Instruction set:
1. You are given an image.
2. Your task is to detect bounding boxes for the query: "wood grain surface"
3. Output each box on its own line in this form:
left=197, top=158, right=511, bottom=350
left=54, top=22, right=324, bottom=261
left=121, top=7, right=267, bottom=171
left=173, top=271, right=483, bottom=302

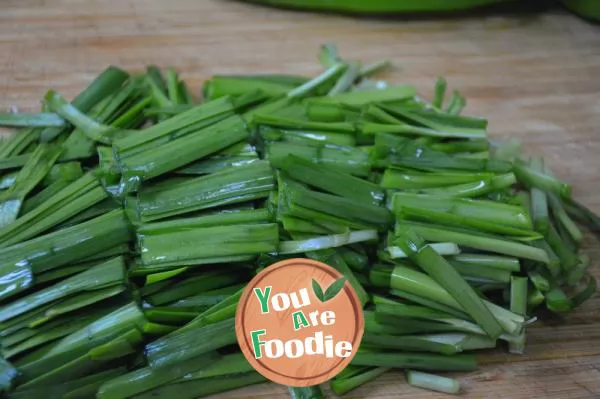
left=1, top=1, right=600, bottom=397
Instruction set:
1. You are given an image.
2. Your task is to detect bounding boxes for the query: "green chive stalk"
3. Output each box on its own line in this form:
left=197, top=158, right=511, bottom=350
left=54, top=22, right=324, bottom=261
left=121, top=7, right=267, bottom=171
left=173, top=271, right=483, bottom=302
left=394, top=229, right=503, bottom=339
left=405, top=370, right=460, bottom=394
left=135, top=160, right=274, bottom=221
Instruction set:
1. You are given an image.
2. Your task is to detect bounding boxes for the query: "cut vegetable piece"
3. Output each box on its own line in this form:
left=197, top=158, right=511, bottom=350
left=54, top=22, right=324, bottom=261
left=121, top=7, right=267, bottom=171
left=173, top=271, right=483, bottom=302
left=136, top=161, right=274, bottom=222
left=288, top=385, right=325, bottom=399
left=130, top=372, right=265, bottom=399
left=362, top=332, right=460, bottom=355
left=276, top=154, right=384, bottom=205
left=139, top=222, right=278, bottom=267
left=407, top=174, right=516, bottom=198
left=280, top=181, right=392, bottom=229
left=0, top=144, right=62, bottom=227
left=405, top=370, right=460, bottom=394
left=0, top=173, right=109, bottom=247
left=145, top=318, right=236, bottom=368
left=390, top=265, right=524, bottom=335
left=40, top=67, right=130, bottom=143
left=309, top=86, right=416, bottom=105
left=0, top=209, right=130, bottom=303
left=513, top=160, right=572, bottom=198
left=509, top=276, right=528, bottom=354
left=0, top=112, right=65, bottom=128
left=118, top=115, right=249, bottom=192
left=352, top=351, right=477, bottom=372
left=278, top=229, right=377, bottom=254
left=392, top=192, right=532, bottom=230
left=398, top=206, right=540, bottom=239
left=394, top=230, right=503, bottom=339
left=388, top=242, right=460, bottom=258
left=449, top=254, right=520, bottom=272
left=0, top=256, right=125, bottom=323
left=396, top=222, right=550, bottom=263
left=381, top=169, right=491, bottom=189
left=529, top=157, right=549, bottom=233
left=288, top=63, right=347, bottom=98
left=97, top=352, right=219, bottom=399
left=0, top=128, right=41, bottom=159
left=267, top=141, right=370, bottom=176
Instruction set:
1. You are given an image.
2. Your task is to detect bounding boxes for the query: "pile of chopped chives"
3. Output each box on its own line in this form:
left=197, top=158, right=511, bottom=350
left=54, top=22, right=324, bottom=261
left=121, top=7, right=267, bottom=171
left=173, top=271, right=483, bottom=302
left=0, top=44, right=597, bottom=398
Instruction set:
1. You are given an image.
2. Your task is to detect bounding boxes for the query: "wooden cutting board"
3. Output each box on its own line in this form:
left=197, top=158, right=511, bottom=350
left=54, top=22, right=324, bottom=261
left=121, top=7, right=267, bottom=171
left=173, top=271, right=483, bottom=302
left=1, top=1, right=600, bottom=397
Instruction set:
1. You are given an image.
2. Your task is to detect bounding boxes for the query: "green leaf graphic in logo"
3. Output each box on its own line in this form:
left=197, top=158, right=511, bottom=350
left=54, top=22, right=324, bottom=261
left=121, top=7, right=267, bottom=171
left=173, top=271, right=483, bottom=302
left=323, top=277, right=346, bottom=302
left=312, top=278, right=325, bottom=302
left=312, top=277, right=346, bottom=303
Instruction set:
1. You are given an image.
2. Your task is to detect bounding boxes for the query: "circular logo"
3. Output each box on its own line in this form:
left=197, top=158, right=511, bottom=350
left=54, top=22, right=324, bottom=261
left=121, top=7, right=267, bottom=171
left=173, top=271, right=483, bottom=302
left=235, top=258, right=364, bottom=387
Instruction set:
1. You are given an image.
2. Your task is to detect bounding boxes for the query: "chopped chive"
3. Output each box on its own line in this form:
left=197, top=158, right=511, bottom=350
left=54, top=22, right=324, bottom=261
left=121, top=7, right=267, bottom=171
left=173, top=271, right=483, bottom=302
left=397, top=206, right=540, bottom=239
left=145, top=318, right=236, bottom=368
left=396, top=222, right=550, bottom=264
left=129, top=372, right=265, bottom=399
left=0, top=209, right=131, bottom=298
left=545, top=283, right=572, bottom=313
left=362, top=122, right=484, bottom=139
left=96, top=352, right=219, bottom=399
left=359, top=60, right=392, bottom=78
left=571, top=275, right=597, bottom=308
left=0, top=144, right=62, bottom=227
left=288, top=63, right=347, bottom=98
left=527, top=270, right=550, bottom=293
left=445, top=90, right=466, bottom=115
left=545, top=221, right=578, bottom=272
left=509, top=276, right=528, bottom=354
left=450, top=262, right=512, bottom=283
left=527, top=287, right=545, bottom=309
left=449, top=254, right=521, bottom=272
left=0, top=112, right=65, bottom=128
left=564, top=198, right=600, bottom=234
left=309, top=86, right=416, bottom=106
left=513, top=159, right=572, bottom=198
left=395, top=229, right=504, bottom=339
left=362, top=332, right=460, bottom=355
left=567, top=254, right=591, bottom=286
left=0, top=128, right=41, bottom=159
left=40, top=66, right=130, bottom=143
left=288, top=386, right=325, bottom=399
left=319, top=43, right=340, bottom=67
left=405, top=370, right=460, bottom=394
left=352, top=350, right=477, bottom=372
left=390, top=265, right=524, bottom=335
left=548, top=194, right=583, bottom=245
left=331, top=366, right=390, bottom=395
left=388, top=242, right=460, bottom=258
left=432, top=77, right=447, bottom=109
left=0, top=256, right=124, bottom=323
left=138, top=222, right=278, bottom=268
left=267, top=141, right=369, bottom=177
left=406, top=174, right=516, bottom=198
left=136, top=160, right=274, bottom=221
left=381, top=169, right=491, bottom=190
left=529, top=157, right=549, bottom=233
left=276, top=154, right=385, bottom=205
left=0, top=173, right=108, bottom=247
left=114, top=96, right=234, bottom=154
left=278, top=229, right=377, bottom=254
left=329, top=62, right=360, bottom=95
left=166, top=68, right=181, bottom=105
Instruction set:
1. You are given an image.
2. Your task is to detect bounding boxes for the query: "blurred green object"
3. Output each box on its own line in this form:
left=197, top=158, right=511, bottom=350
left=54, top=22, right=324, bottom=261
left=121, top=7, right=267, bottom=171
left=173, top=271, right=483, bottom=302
left=562, top=0, right=600, bottom=21
left=239, top=0, right=517, bottom=14
left=240, top=0, right=600, bottom=22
